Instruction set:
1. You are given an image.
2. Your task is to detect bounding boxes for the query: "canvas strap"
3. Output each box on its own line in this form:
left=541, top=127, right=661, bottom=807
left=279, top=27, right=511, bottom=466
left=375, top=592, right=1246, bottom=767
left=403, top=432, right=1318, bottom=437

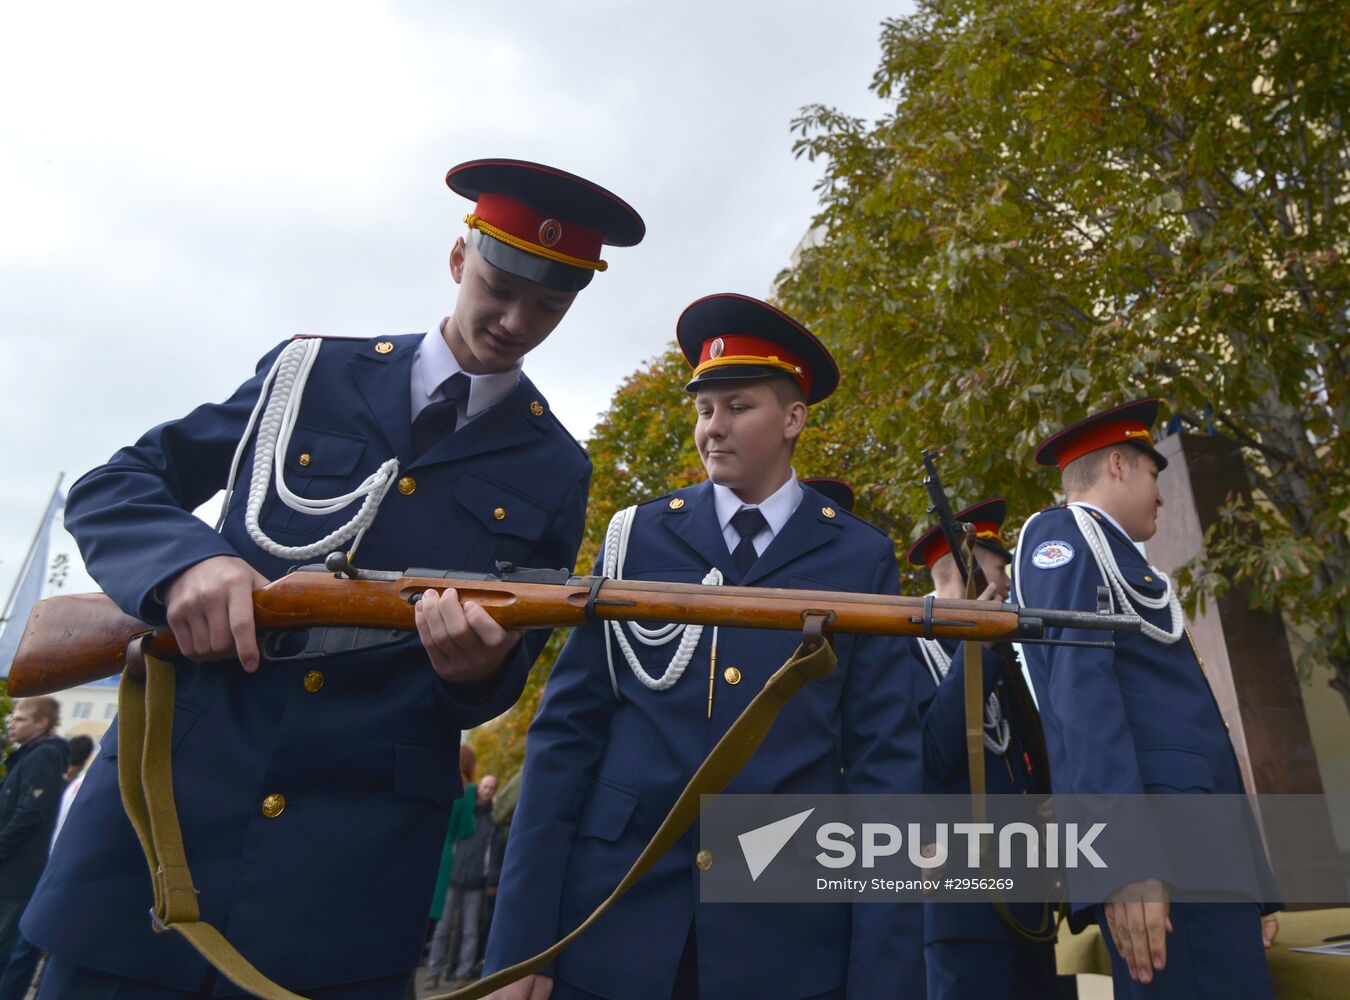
left=120, top=632, right=838, bottom=1000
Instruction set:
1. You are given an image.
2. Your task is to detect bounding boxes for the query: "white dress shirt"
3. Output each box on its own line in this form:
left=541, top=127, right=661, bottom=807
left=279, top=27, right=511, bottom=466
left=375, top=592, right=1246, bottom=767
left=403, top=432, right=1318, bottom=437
left=712, top=472, right=804, bottom=559
left=410, top=321, right=522, bottom=426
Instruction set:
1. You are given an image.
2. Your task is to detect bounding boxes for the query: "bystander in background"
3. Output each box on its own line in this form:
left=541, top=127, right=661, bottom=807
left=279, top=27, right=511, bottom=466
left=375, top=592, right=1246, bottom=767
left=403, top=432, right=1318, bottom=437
left=0, top=700, right=67, bottom=998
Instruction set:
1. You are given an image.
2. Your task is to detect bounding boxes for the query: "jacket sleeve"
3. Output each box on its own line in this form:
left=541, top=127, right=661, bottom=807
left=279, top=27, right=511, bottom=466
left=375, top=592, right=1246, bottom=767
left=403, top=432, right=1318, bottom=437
left=434, top=458, right=592, bottom=726
left=64, top=343, right=290, bottom=624
left=0, top=743, right=67, bottom=864
left=482, top=552, right=616, bottom=978
left=839, top=544, right=925, bottom=997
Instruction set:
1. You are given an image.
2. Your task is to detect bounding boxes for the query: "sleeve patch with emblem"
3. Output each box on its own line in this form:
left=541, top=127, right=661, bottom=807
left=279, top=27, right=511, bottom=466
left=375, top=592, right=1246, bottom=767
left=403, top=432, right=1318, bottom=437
left=1031, top=540, right=1075, bottom=569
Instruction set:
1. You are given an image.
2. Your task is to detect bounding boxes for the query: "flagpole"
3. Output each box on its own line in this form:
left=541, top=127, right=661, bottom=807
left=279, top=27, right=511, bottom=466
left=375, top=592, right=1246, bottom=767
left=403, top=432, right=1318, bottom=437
left=0, top=472, right=64, bottom=629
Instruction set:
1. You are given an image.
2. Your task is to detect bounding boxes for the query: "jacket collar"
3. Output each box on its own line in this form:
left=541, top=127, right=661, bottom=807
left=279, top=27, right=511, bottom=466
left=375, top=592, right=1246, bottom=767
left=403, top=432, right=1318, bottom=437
left=664, top=480, right=843, bottom=584
left=349, top=335, right=550, bottom=468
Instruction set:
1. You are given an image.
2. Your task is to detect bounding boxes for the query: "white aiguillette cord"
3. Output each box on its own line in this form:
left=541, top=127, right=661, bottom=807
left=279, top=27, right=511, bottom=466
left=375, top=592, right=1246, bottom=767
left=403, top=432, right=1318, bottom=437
left=602, top=505, right=723, bottom=700
left=217, top=338, right=400, bottom=560
left=1014, top=505, right=1183, bottom=645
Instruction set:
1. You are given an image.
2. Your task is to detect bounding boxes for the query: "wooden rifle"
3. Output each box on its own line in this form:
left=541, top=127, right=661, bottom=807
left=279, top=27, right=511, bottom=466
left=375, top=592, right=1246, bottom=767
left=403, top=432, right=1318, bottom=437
left=8, top=551, right=1139, bottom=696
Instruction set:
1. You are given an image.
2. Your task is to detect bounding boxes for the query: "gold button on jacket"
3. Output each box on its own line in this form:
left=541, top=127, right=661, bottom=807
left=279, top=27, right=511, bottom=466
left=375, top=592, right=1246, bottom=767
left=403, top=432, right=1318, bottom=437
left=297, top=453, right=311, bottom=467
left=493, top=507, right=507, bottom=521
left=695, top=849, right=713, bottom=871
left=723, top=667, right=742, bottom=685
left=261, top=793, right=286, bottom=818
left=302, top=670, right=324, bottom=693
left=397, top=476, right=416, bottom=496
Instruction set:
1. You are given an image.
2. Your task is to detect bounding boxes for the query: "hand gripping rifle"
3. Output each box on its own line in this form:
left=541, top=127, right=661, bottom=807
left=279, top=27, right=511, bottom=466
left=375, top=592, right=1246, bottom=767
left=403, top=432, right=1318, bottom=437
left=10, top=550, right=1136, bottom=696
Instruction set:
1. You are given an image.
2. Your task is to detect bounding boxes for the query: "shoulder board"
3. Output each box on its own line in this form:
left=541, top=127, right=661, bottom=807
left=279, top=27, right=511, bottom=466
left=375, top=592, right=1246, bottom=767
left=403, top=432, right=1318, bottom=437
left=637, top=484, right=703, bottom=511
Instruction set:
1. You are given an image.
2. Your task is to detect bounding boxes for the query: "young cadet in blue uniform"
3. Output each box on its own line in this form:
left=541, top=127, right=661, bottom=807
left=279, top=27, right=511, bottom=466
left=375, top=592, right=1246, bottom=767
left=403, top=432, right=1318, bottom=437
left=482, top=294, right=924, bottom=1000
left=1012, top=400, right=1280, bottom=998
left=22, top=160, right=644, bottom=999
left=905, top=500, right=1058, bottom=1000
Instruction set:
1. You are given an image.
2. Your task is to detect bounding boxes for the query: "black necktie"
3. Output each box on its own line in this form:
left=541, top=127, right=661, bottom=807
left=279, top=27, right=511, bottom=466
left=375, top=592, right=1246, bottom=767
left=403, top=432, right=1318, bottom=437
left=411, top=372, right=471, bottom=458
left=730, top=507, right=769, bottom=577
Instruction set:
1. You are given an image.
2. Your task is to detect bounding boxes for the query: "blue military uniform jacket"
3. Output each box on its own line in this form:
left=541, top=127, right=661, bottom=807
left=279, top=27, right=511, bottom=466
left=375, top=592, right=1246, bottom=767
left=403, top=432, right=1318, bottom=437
left=1012, top=505, right=1278, bottom=915
left=23, top=334, right=590, bottom=994
left=483, top=480, right=924, bottom=1000
left=911, top=637, right=1053, bottom=945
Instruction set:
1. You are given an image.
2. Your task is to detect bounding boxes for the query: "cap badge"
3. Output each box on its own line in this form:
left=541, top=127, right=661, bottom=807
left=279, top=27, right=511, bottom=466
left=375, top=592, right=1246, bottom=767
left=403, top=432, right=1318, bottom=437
left=538, top=219, right=563, bottom=247
left=1031, top=540, right=1075, bottom=569
left=710, top=337, right=725, bottom=359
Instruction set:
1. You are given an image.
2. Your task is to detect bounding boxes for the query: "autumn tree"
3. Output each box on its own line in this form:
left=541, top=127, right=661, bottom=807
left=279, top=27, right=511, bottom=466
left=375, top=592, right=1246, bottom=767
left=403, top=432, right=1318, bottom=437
left=774, top=0, right=1348, bottom=704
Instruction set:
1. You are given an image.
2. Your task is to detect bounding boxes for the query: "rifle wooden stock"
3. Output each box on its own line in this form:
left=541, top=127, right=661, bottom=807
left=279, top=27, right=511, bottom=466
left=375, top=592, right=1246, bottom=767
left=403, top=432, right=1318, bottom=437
left=9, top=568, right=1121, bottom=696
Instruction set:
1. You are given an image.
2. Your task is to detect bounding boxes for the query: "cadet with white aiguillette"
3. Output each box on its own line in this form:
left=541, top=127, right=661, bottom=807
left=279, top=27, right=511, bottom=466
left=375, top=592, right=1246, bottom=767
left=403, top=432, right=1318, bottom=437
left=24, top=159, right=643, bottom=999
left=1013, top=399, right=1280, bottom=998
left=483, top=294, right=924, bottom=1000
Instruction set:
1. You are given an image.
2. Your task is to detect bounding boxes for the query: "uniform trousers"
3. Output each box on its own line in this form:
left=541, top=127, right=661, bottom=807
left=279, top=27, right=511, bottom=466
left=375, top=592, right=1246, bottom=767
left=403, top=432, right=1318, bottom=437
left=36, top=956, right=412, bottom=999
left=547, top=928, right=845, bottom=1000
left=925, top=938, right=1060, bottom=999
left=1097, top=901, right=1273, bottom=999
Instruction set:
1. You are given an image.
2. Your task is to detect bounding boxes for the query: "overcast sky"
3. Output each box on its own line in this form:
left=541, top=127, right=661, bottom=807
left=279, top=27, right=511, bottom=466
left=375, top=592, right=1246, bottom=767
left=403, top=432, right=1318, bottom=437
left=0, top=0, right=907, bottom=599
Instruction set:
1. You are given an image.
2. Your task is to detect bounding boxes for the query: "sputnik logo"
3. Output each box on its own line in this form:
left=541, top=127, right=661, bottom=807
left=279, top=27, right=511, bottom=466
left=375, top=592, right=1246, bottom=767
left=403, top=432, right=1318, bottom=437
left=736, top=808, right=815, bottom=882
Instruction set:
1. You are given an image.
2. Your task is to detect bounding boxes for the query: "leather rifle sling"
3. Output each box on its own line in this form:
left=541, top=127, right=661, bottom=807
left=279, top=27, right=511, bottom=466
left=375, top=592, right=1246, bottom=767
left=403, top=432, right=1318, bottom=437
left=121, top=631, right=838, bottom=1000
left=959, top=536, right=1062, bottom=943
left=119, top=636, right=308, bottom=999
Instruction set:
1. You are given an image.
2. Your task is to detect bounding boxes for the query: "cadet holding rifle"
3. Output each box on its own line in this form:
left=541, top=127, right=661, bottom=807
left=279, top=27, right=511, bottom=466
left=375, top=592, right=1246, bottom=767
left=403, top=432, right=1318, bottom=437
left=20, top=160, right=645, bottom=1000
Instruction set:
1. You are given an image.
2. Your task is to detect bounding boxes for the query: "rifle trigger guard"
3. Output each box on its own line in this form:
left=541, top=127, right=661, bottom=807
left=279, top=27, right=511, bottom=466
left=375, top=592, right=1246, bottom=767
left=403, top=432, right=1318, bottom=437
left=584, top=576, right=606, bottom=624
left=800, top=610, right=834, bottom=653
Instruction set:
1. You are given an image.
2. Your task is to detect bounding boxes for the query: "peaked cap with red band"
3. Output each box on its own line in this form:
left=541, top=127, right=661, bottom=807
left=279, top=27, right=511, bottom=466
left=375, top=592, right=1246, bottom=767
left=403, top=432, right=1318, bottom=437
left=446, top=158, right=645, bottom=292
left=677, top=293, right=839, bottom=405
left=803, top=477, right=855, bottom=512
left=907, top=497, right=1011, bottom=568
left=1034, top=398, right=1169, bottom=472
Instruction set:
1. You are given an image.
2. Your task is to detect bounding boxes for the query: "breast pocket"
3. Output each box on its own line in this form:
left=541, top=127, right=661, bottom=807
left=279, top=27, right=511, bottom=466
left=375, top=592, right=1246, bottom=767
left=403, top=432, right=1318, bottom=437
left=449, top=472, right=553, bottom=569
left=260, top=426, right=372, bottom=536
left=789, top=572, right=858, bottom=685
